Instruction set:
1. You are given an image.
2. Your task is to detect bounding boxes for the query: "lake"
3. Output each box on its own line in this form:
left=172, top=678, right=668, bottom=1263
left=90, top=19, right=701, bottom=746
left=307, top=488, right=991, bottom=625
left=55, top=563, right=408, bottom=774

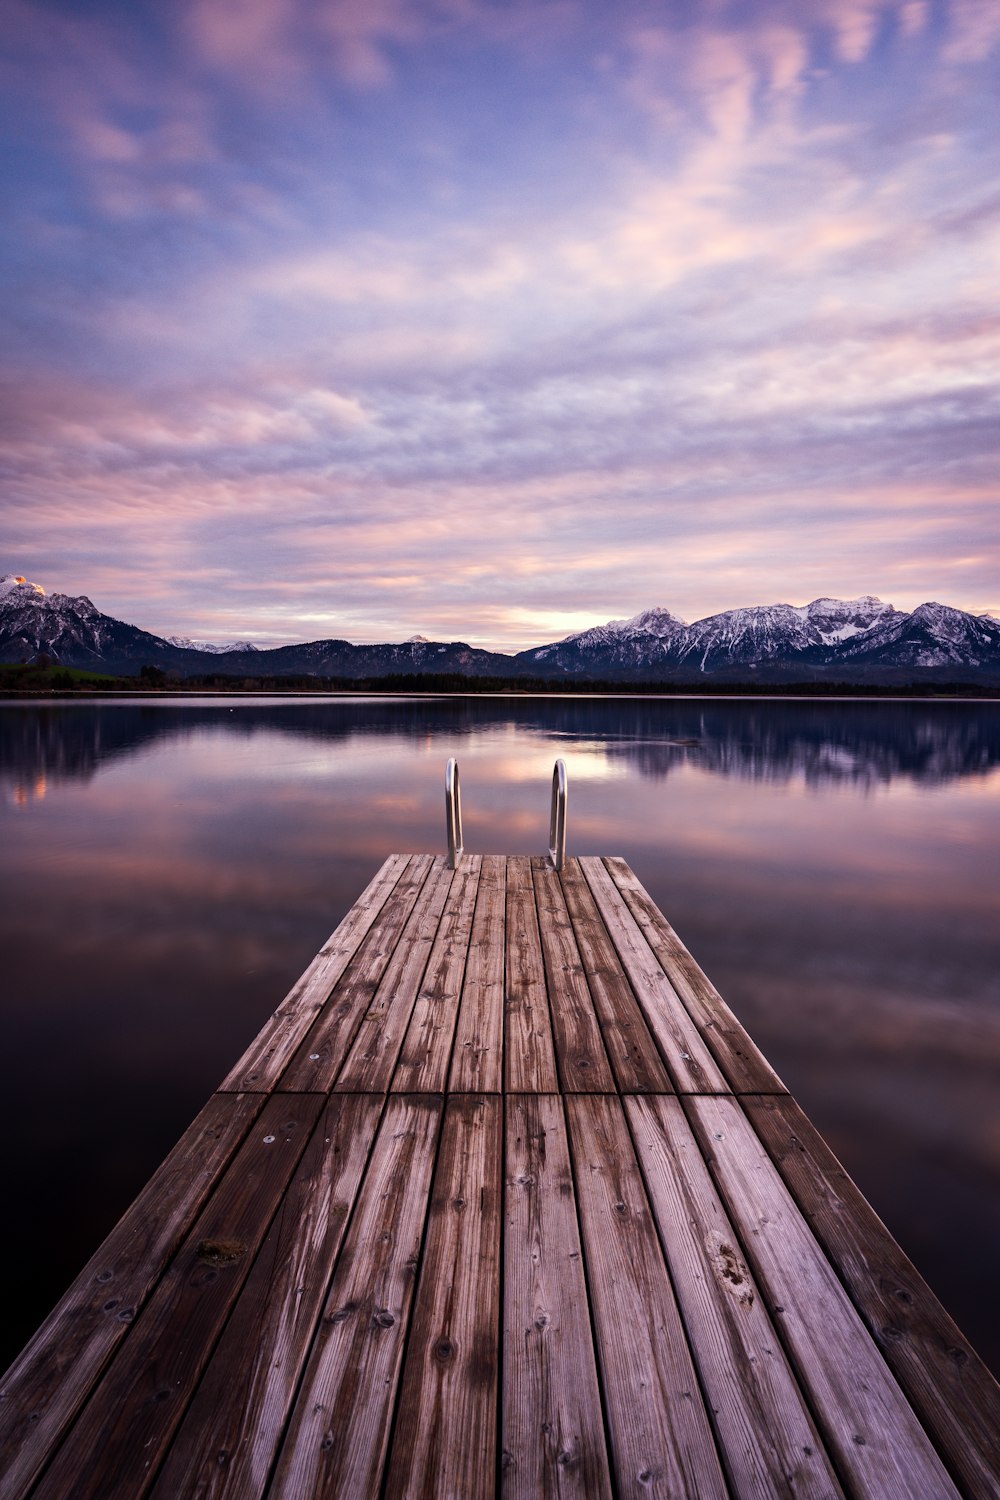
left=1, top=694, right=998, bottom=1377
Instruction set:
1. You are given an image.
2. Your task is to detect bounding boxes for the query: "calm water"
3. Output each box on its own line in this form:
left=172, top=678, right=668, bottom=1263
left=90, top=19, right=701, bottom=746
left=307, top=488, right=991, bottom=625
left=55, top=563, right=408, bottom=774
left=2, top=695, right=999, bottom=1376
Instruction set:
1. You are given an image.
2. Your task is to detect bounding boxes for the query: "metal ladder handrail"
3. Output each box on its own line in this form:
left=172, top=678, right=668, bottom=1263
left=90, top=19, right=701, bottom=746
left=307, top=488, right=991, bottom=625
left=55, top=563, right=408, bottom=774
left=445, top=757, right=463, bottom=868
left=444, top=757, right=567, bottom=869
left=549, top=758, right=568, bottom=871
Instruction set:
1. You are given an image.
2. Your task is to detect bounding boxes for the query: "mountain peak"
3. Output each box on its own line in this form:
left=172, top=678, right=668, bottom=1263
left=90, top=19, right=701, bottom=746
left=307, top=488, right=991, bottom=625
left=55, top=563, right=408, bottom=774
left=0, top=573, right=46, bottom=601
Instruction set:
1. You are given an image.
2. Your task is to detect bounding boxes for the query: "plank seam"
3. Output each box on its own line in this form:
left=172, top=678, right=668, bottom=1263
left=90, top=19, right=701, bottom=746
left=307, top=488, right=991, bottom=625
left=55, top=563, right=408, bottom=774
left=744, top=1094, right=1000, bottom=1499
left=677, top=1092, right=921, bottom=1500
left=377, top=1095, right=452, bottom=1500
left=621, top=1095, right=761, bottom=1500
left=276, top=854, right=438, bottom=1093
left=251, top=1090, right=395, bottom=1500
left=334, top=859, right=457, bottom=1093
left=30, top=1093, right=327, bottom=1500
left=558, top=1089, right=624, bottom=1500
left=2, top=1092, right=268, bottom=1500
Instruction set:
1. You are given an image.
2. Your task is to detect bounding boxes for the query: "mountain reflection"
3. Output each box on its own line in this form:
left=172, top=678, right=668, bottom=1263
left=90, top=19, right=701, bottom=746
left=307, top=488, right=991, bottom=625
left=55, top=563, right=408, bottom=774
left=3, top=697, right=998, bottom=797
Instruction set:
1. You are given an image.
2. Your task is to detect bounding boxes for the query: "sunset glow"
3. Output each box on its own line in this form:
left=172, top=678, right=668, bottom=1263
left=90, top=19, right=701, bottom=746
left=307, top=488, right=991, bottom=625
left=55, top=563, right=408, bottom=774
left=2, top=0, right=998, bottom=648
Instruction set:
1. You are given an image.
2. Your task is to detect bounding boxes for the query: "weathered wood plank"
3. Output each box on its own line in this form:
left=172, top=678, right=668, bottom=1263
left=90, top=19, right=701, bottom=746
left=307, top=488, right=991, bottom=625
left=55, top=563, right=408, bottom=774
left=277, top=854, right=434, bottom=1093
left=626, top=1095, right=843, bottom=1499
left=503, top=1093, right=612, bottom=1500
left=335, top=857, right=454, bottom=1093
left=744, top=1092, right=1000, bottom=1500
left=0, top=1092, right=265, bottom=1500
left=532, top=860, right=615, bottom=1094
left=685, top=1094, right=962, bottom=1498
left=559, top=859, right=672, bottom=1094
left=449, top=855, right=506, bottom=1093
left=505, top=855, right=559, bottom=1093
left=148, top=1093, right=383, bottom=1500
left=565, top=1093, right=727, bottom=1498
left=31, top=1093, right=326, bottom=1500
left=393, top=855, right=483, bottom=1094
left=602, top=857, right=786, bottom=1094
left=268, top=1094, right=442, bottom=1499
left=579, top=857, right=727, bottom=1094
left=385, top=1095, right=503, bottom=1499
left=219, top=854, right=409, bottom=1092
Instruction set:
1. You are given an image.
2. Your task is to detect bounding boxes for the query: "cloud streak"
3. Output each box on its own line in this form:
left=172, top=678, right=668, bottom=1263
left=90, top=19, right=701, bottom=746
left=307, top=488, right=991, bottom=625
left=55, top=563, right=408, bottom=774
left=1, top=0, right=998, bottom=646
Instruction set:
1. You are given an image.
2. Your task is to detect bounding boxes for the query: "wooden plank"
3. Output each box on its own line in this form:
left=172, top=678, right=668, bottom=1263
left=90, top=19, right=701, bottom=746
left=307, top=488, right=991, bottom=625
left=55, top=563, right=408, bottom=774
left=0, top=1092, right=265, bottom=1500
left=602, top=857, right=786, bottom=1094
left=393, top=855, right=482, bottom=1094
left=219, top=854, right=409, bottom=1092
left=449, top=855, right=506, bottom=1093
left=565, top=1094, right=727, bottom=1498
left=503, top=1094, right=612, bottom=1500
left=559, top=859, right=672, bottom=1094
left=334, top=857, right=454, bottom=1093
left=268, top=1094, right=442, bottom=1499
left=685, top=1095, right=962, bottom=1498
left=744, top=1092, right=1000, bottom=1500
left=626, top=1095, right=843, bottom=1499
left=31, top=1093, right=326, bottom=1500
left=385, top=1094, right=503, bottom=1499
left=277, top=854, right=434, bottom=1093
left=147, top=1093, right=384, bottom=1500
left=579, top=858, right=727, bottom=1094
left=532, top=860, right=615, bottom=1094
left=505, top=855, right=559, bottom=1094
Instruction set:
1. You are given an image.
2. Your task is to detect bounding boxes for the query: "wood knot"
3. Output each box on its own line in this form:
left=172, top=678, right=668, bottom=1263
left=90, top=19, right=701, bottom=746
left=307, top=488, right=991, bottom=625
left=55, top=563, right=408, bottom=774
left=372, top=1308, right=395, bottom=1329
left=704, top=1233, right=754, bottom=1306
left=433, top=1338, right=455, bottom=1363
left=197, top=1238, right=247, bottom=1267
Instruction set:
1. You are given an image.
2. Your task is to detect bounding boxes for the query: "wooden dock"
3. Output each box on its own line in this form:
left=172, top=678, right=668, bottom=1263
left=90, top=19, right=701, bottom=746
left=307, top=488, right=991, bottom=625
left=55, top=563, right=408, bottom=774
left=3, top=854, right=999, bottom=1498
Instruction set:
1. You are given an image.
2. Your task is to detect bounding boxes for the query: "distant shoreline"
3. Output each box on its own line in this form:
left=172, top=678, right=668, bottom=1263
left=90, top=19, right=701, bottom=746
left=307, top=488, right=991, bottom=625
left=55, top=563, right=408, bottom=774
left=2, top=678, right=999, bottom=703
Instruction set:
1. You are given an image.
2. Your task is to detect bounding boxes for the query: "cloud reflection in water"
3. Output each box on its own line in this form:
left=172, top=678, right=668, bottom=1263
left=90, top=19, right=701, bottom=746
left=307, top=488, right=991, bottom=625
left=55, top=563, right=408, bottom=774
left=0, top=695, right=998, bottom=1374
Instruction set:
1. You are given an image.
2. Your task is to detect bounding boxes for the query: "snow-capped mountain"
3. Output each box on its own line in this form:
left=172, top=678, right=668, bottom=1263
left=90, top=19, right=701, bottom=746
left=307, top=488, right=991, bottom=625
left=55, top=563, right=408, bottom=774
left=0, top=573, right=187, bottom=673
left=2, top=574, right=998, bottom=682
left=670, top=596, right=904, bottom=672
left=166, top=636, right=260, bottom=654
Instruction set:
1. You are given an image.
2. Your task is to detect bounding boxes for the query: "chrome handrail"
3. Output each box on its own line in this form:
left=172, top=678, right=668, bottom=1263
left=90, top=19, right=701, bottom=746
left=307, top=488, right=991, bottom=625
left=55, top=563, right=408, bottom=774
left=548, top=758, right=568, bottom=871
left=445, top=758, right=464, bottom=868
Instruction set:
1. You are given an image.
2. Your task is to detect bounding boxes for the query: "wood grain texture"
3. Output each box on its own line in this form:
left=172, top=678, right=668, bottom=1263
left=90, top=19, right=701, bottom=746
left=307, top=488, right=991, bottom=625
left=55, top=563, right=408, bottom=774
left=449, top=855, right=506, bottom=1093
left=744, top=1092, right=1000, bottom=1500
left=278, top=854, right=434, bottom=1093
left=685, top=1094, right=962, bottom=1499
left=505, top=855, right=559, bottom=1094
left=0, top=1092, right=265, bottom=1500
left=626, top=1095, right=843, bottom=1499
left=393, top=855, right=482, bottom=1094
left=147, top=1093, right=383, bottom=1500
left=8, top=855, right=992, bottom=1500
left=565, top=1093, right=728, bottom=1499
left=385, top=1094, right=503, bottom=1499
left=503, top=1094, right=612, bottom=1500
left=268, top=1094, right=442, bottom=1499
left=579, top=857, right=727, bottom=1094
left=335, top=857, right=454, bottom=1093
left=602, top=856, right=786, bottom=1094
left=532, top=860, right=615, bottom=1094
left=31, top=1093, right=326, bottom=1500
left=220, top=854, right=409, bottom=1092
left=559, top=859, right=673, bottom=1094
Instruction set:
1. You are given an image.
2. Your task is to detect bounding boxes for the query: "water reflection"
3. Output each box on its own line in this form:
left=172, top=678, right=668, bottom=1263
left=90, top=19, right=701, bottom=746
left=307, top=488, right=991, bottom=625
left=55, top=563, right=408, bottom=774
left=3, top=696, right=999, bottom=800
left=0, top=696, right=998, bottom=1378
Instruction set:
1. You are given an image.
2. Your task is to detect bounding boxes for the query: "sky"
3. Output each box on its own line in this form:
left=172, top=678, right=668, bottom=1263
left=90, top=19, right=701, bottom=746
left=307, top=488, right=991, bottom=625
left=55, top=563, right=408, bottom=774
left=2, top=0, right=999, bottom=651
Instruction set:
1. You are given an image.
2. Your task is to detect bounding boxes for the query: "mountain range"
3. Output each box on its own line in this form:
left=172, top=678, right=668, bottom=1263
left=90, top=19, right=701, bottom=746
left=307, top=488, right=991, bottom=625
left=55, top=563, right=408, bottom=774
left=2, top=573, right=999, bottom=684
